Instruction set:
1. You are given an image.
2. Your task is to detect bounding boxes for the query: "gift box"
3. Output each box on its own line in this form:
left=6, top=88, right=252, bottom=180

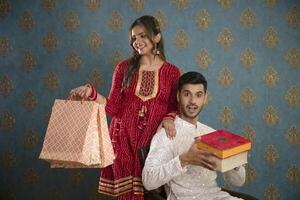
left=196, top=129, right=251, bottom=172
left=197, top=129, right=251, bottom=159
left=39, top=99, right=115, bottom=168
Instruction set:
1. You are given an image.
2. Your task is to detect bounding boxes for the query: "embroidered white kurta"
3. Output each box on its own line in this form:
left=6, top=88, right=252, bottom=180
left=142, top=116, right=245, bottom=200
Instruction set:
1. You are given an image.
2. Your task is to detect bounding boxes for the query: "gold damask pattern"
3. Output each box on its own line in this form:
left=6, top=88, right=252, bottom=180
left=263, top=66, right=279, bottom=88
left=69, top=171, right=83, bottom=185
left=154, top=10, right=167, bottom=29
left=24, top=168, right=40, bottom=186
left=21, top=51, right=37, bottom=72
left=218, top=67, right=233, bottom=88
left=0, top=150, right=16, bottom=169
left=21, top=91, right=38, bottom=112
left=240, top=87, right=256, bottom=107
left=43, top=71, right=59, bottom=91
left=195, top=48, right=212, bottom=69
left=286, top=165, right=300, bottom=185
left=285, top=125, right=300, bottom=146
left=87, top=31, right=102, bottom=52
left=285, top=85, right=300, bottom=107
left=263, top=26, right=279, bottom=48
left=218, top=0, right=234, bottom=11
left=1, top=111, right=15, bottom=132
left=263, top=106, right=279, bottom=127
left=285, top=48, right=300, bottom=68
left=240, top=8, right=256, bottom=30
left=129, top=0, right=145, bottom=12
left=195, top=9, right=211, bottom=30
left=42, top=0, right=55, bottom=12
left=64, top=10, right=80, bottom=32
left=0, top=36, right=13, bottom=57
left=264, top=144, right=279, bottom=166
left=264, top=184, right=280, bottom=200
left=42, top=32, right=58, bottom=52
left=23, top=129, right=39, bottom=149
left=65, top=51, right=81, bottom=71
left=19, top=11, right=35, bottom=32
left=108, top=11, right=123, bottom=32
left=240, top=48, right=256, bottom=70
left=287, top=5, right=300, bottom=28
left=173, top=30, right=189, bottom=49
left=0, top=75, right=13, bottom=96
left=88, top=70, right=103, bottom=88
left=172, top=0, right=189, bottom=11
left=242, top=125, right=256, bottom=143
left=218, top=27, right=234, bottom=50
left=219, top=106, right=234, bottom=128
left=110, top=50, right=123, bottom=68
left=245, top=163, right=257, bottom=185
left=0, top=0, right=10, bottom=18
left=265, top=0, right=278, bottom=8
left=86, top=0, right=101, bottom=12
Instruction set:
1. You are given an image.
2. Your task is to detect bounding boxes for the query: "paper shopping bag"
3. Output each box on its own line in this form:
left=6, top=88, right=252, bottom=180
left=39, top=99, right=115, bottom=168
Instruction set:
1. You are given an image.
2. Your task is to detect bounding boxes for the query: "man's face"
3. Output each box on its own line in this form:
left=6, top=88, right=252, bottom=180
left=177, top=83, right=207, bottom=122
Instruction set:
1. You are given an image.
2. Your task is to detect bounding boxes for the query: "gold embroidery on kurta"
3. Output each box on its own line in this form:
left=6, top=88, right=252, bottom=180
left=135, top=70, right=159, bottom=102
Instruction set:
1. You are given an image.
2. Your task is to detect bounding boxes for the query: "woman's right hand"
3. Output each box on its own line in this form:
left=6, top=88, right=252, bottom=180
left=69, top=84, right=92, bottom=100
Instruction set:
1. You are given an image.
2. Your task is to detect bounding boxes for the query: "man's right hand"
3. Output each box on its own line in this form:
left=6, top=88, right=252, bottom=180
left=179, top=141, right=217, bottom=171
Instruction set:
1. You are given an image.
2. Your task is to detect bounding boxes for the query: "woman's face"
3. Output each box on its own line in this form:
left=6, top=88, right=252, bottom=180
left=131, top=25, right=154, bottom=56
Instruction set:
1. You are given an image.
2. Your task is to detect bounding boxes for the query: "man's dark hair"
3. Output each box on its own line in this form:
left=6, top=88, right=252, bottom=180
left=178, top=71, right=207, bottom=92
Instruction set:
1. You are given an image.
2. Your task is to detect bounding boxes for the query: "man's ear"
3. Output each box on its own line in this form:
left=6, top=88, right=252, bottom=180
left=204, top=91, right=208, bottom=106
left=153, top=33, right=161, bottom=43
left=177, top=91, right=180, bottom=102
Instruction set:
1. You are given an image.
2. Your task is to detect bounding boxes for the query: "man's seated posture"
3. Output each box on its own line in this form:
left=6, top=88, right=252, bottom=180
left=142, top=72, right=246, bottom=200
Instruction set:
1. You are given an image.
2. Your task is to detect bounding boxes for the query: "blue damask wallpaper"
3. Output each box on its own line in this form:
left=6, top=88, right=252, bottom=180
left=1, top=0, right=300, bottom=200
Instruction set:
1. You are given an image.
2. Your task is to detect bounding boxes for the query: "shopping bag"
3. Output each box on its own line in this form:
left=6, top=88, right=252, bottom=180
left=39, top=99, right=115, bottom=168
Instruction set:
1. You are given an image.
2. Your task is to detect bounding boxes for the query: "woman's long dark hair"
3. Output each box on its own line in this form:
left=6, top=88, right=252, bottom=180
left=121, top=15, right=166, bottom=91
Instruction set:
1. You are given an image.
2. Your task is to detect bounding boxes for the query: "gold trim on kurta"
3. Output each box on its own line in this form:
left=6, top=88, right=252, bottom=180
left=135, top=70, right=159, bottom=102
left=98, top=176, right=144, bottom=196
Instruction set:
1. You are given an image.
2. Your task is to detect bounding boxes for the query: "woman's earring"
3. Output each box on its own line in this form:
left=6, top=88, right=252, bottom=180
left=153, top=43, right=160, bottom=55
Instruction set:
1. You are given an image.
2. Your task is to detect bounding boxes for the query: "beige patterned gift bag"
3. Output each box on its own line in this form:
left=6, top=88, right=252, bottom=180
left=39, top=99, right=115, bottom=168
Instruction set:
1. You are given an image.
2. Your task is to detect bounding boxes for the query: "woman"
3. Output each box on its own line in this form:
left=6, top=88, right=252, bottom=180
left=70, top=15, right=180, bottom=200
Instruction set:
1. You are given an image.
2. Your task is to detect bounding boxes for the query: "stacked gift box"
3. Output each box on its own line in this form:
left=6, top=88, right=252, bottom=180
left=196, top=129, right=252, bottom=172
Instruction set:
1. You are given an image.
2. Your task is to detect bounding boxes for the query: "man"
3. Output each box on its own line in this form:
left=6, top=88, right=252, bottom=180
left=142, top=72, right=246, bottom=200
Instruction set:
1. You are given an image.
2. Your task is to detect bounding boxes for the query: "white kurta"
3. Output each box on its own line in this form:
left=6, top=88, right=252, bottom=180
left=142, top=116, right=245, bottom=200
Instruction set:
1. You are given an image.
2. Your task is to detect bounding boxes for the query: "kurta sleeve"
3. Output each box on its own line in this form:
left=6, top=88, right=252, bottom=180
left=142, top=129, right=187, bottom=190
left=222, top=166, right=246, bottom=187
left=105, top=61, right=126, bottom=117
left=164, top=66, right=180, bottom=119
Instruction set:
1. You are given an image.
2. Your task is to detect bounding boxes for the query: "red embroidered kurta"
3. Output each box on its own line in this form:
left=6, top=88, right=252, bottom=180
left=98, top=60, right=180, bottom=200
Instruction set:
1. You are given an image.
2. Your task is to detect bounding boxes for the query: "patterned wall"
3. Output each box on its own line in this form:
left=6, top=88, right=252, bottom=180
left=0, top=0, right=300, bottom=199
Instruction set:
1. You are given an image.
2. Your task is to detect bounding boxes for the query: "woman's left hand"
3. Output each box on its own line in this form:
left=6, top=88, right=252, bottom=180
left=162, top=119, right=176, bottom=139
